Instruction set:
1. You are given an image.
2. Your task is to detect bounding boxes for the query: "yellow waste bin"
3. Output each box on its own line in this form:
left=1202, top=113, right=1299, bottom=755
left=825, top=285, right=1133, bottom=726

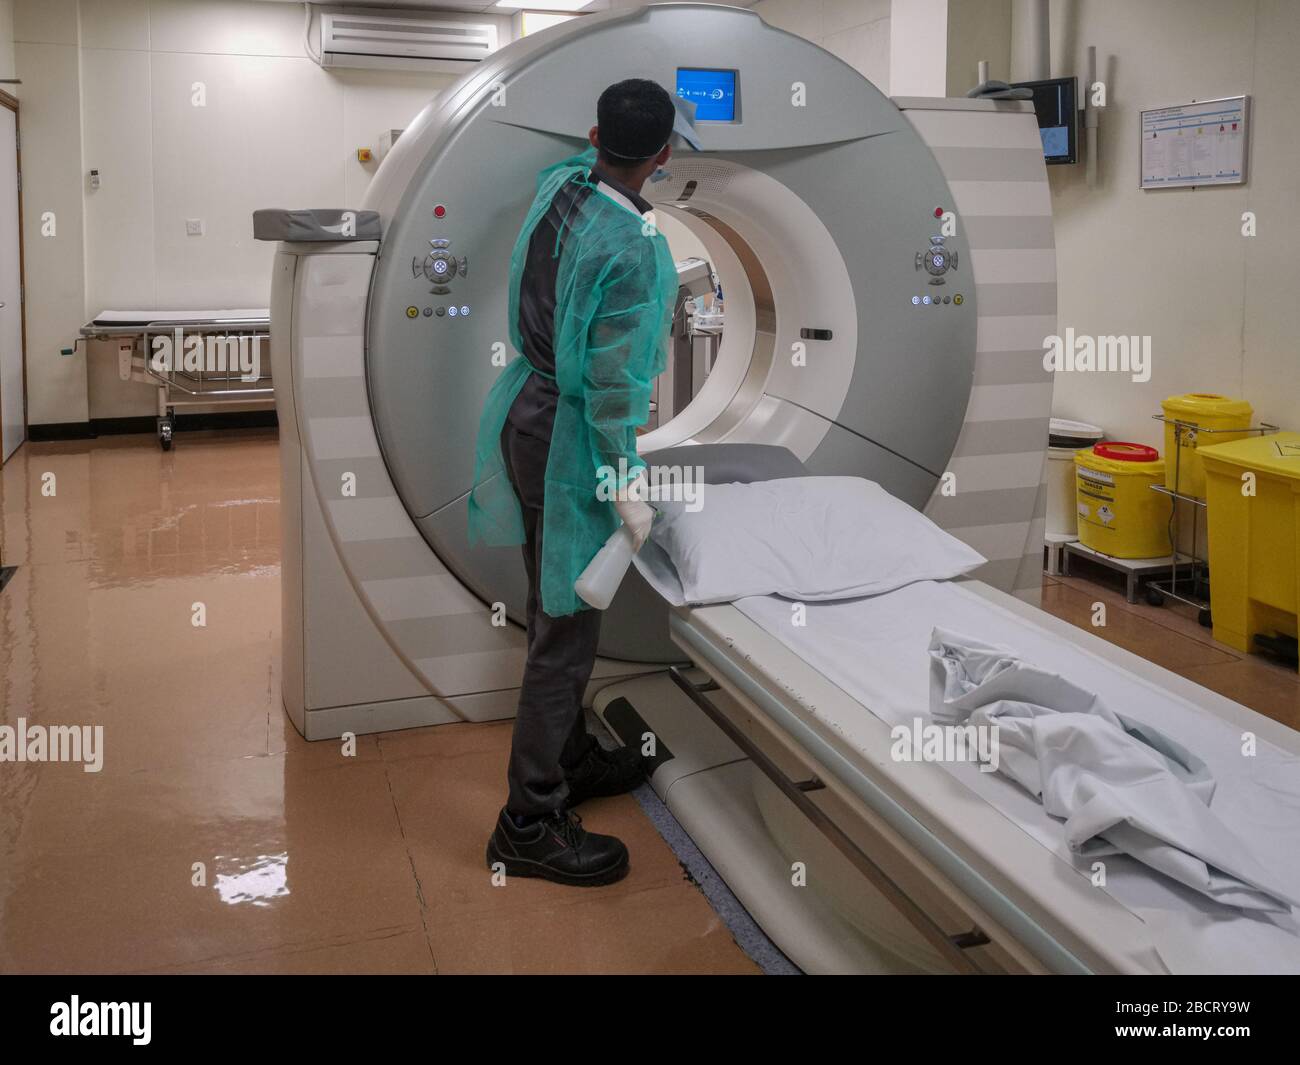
left=1201, top=431, right=1300, bottom=670
left=1161, top=393, right=1254, bottom=498
left=1074, top=442, right=1172, bottom=558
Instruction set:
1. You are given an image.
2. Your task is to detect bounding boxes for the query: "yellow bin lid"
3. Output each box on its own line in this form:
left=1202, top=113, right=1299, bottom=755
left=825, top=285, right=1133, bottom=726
left=1074, top=441, right=1165, bottom=475
left=1199, top=431, right=1300, bottom=481
left=1162, top=392, right=1253, bottom=419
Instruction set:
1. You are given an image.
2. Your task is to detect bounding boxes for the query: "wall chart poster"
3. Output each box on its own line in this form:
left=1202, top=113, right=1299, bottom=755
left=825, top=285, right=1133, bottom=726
left=1140, top=95, right=1249, bottom=189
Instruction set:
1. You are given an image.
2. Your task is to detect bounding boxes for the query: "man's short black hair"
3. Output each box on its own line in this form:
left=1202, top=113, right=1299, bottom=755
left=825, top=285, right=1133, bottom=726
left=596, top=79, right=675, bottom=164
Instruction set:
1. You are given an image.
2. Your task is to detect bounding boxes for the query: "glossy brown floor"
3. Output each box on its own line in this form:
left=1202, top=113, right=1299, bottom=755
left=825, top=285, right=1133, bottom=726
left=1038, top=569, right=1300, bottom=733
left=0, top=432, right=756, bottom=975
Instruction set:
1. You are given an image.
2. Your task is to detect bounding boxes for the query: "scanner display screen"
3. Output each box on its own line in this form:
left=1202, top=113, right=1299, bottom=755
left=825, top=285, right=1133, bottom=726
left=676, top=68, right=737, bottom=122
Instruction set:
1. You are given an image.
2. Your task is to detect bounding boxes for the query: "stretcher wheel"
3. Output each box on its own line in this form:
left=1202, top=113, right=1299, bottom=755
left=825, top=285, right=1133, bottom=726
left=158, top=415, right=174, bottom=451
left=1144, top=585, right=1165, bottom=607
left=1198, top=608, right=1212, bottom=628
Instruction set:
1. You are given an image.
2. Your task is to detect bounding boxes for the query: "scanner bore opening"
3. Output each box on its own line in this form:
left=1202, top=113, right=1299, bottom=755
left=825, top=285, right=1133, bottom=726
left=644, top=202, right=774, bottom=447
left=635, top=156, right=854, bottom=457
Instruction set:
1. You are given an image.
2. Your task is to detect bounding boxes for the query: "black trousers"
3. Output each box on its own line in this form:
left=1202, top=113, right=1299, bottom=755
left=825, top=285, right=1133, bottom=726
left=499, top=421, right=602, bottom=817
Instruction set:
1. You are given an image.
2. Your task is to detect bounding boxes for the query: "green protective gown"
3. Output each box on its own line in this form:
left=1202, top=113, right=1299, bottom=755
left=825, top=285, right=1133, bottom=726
left=467, top=147, right=678, bottom=617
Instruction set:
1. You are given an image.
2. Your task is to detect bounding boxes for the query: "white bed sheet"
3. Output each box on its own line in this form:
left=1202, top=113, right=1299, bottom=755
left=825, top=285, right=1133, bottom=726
left=90, top=308, right=269, bottom=325
left=652, top=570, right=1300, bottom=974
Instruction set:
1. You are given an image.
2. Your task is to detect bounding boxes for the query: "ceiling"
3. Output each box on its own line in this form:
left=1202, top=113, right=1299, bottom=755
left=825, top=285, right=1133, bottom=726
left=251, top=1, right=760, bottom=13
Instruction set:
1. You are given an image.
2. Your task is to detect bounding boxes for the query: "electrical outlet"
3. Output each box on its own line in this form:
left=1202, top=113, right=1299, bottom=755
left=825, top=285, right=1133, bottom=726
left=185, top=218, right=205, bottom=237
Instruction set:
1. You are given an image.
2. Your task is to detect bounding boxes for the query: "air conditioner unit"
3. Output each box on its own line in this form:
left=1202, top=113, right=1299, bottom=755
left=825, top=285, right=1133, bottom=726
left=318, top=9, right=500, bottom=72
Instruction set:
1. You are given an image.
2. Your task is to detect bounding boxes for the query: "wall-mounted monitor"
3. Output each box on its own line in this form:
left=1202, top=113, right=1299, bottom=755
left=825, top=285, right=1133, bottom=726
left=676, top=68, right=738, bottom=123
left=1012, top=76, right=1078, bottom=165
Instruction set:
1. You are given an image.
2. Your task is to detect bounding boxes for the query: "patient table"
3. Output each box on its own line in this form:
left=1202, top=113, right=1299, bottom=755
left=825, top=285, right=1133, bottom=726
left=602, top=564, right=1300, bottom=974
left=81, top=309, right=272, bottom=449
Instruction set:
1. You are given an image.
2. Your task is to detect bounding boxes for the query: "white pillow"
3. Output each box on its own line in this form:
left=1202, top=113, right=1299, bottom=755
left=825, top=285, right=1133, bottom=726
left=648, top=476, right=985, bottom=605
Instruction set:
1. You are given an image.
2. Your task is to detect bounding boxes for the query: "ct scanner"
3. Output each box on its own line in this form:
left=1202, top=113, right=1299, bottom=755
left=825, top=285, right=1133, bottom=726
left=258, top=4, right=1300, bottom=974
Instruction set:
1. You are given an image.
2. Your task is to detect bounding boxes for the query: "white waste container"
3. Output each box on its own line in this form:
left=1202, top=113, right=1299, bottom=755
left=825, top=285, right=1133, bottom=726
left=1047, top=418, right=1104, bottom=539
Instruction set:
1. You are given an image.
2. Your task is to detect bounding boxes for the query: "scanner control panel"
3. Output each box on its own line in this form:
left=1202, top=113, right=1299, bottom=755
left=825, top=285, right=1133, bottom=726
left=405, top=220, right=471, bottom=320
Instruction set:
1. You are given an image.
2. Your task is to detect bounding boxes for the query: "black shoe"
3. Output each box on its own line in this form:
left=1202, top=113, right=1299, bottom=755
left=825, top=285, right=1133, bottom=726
left=564, top=742, right=646, bottom=807
left=485, top=807, right=629, bottom=887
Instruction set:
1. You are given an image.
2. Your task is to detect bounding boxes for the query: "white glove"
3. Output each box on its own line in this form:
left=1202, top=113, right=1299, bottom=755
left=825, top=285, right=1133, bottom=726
left=613, top=497, right=655, bottom=552
left=612, top=472, right=654, bottom=552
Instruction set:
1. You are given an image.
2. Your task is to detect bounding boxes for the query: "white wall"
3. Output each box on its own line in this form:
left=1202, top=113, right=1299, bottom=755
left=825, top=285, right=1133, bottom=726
left=889, top=0, right=946, bottom=96
left=1014, top=0, right=1300, bottom=446
left=15, top=0, right=466, bottom=424
left=752, top=0, right=890, bottom=93
left=23, top=0, right=1298, bottom=439
left=946, top=0, right=1011, bottom=95
left=0, top=1, right=14, bottom=78
left=14, top=0, right=87, bottom=425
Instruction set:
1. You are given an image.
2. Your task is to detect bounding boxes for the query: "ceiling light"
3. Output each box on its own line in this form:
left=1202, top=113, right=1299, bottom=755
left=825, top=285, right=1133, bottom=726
left=495, top=1, right=591, bottom=12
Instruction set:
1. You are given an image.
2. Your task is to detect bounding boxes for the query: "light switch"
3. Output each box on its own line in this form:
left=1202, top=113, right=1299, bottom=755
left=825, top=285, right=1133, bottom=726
left=185, top=218, right=205, bottom=237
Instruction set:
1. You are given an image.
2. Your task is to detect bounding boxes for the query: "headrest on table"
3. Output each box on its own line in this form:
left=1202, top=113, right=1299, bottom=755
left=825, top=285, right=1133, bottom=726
left=252, top=208, right=382, bottom=242
left=640, top=443, right=808, bottom=485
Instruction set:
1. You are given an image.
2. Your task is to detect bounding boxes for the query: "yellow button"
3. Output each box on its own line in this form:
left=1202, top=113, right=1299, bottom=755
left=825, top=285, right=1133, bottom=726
left=953, top=294, right=964, bottom=305
left=406, top=306, right=419, bottom=318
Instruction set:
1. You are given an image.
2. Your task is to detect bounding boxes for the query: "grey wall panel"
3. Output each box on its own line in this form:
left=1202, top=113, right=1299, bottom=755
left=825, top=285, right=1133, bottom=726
left=301, top=375, right=375, bottom=418
left=291, top=250, right=531, bottom=703
left=964, top=216, right=1057, bottom=249
left=384, top=612, right=523, bottom=660
left=903, top=101, right=1056, bottom=596
left=973, top=349, right=1055, bottom=386
left=418, top=494, right=530, bottom=621
left=803, top=420, right=940, bottom=509
left=342, top=536, right=451, bottom=581
left=931, top=146, right=1049, bottom=182
left=313, top=456, right=404, bottom=500
left=974, top=282, right=1057, bottom=318
left=925, top=486, right=1041, bottom=529
left=944, top=417, right=1050, bottom=457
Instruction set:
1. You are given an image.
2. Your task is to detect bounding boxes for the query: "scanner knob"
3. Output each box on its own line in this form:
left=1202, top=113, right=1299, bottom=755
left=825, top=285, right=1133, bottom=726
left=423, top=251, right=456, bottom=282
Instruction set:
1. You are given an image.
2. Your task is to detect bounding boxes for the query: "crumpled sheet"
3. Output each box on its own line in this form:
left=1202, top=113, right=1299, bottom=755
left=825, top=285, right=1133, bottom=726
left=928, top=628, right=1300, bottom=914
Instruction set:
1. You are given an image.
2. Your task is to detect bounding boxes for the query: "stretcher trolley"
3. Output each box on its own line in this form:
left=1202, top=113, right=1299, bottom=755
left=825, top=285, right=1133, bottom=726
left=80, top=309, right=273, bottom=449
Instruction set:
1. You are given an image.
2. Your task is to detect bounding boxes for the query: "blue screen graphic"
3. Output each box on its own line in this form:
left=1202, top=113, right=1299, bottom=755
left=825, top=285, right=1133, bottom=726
left=1040, top=125, right=1069, bottom=159
left=676, top=68, right=736, bottom=122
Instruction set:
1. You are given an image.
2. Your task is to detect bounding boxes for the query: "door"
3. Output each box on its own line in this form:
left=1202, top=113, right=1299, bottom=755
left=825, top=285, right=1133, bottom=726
left=0, top=99, right=24, bottom=462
